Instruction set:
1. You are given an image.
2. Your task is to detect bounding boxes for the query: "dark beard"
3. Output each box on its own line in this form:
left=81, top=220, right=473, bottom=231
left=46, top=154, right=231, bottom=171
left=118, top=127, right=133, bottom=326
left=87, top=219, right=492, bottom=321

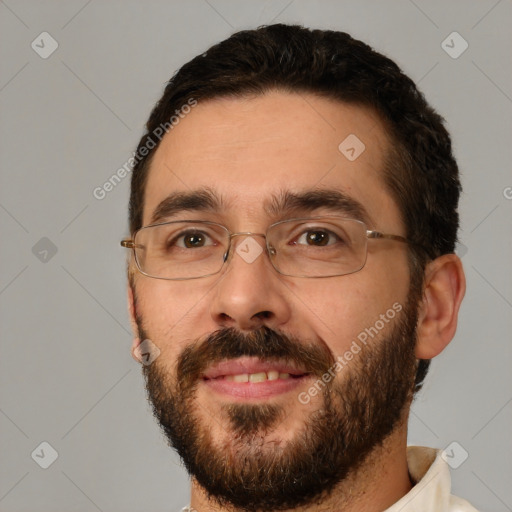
left=138, top=295, right=419, bottom=512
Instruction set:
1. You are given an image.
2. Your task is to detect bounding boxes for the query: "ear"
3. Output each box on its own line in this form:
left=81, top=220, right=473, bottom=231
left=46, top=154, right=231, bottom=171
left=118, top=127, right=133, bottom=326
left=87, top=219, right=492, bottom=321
left=415, top=254, right=466, bottom=359
left=127, top=284, right=142, bottom=363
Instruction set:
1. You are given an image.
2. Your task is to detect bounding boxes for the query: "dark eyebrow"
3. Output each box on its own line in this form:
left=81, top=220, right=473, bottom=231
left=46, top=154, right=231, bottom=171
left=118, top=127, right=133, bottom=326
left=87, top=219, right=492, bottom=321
left=264, top=189, right=374, bottom=226
left=149, top=188, right=223, bottom=225
left=149, top=187, right=373, bottom=227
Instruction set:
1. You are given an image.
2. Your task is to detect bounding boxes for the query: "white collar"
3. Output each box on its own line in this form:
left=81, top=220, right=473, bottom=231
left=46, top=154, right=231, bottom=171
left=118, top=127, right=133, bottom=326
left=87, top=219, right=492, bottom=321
left=385, top=445, right=478, bottom=511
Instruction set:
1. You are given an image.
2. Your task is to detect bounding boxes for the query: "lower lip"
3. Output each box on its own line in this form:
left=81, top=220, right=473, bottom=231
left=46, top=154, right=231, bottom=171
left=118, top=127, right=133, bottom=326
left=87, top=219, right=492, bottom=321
left=202, top=376, right=309, bottom=400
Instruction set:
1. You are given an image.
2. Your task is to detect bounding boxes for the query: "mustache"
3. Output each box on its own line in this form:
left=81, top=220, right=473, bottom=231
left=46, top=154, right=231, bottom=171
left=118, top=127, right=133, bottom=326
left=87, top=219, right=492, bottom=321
left=176, top=326, right=335, bottom=391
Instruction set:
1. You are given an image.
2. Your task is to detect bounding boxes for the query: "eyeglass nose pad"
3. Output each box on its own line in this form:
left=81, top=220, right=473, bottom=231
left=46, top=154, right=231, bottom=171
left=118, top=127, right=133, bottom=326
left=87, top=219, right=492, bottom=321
left=221, top=238, right=237, bottom=265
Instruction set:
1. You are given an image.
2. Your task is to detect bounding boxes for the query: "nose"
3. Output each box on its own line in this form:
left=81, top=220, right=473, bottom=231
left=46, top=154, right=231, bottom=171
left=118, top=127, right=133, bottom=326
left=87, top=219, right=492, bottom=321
left=209, top=234, right=292, bottom=331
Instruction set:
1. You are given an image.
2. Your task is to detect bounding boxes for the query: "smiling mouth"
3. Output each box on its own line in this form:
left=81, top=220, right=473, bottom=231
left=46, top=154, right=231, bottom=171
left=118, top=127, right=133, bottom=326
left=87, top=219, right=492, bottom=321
left=201, top=358, right=311, bottom=400
left=204, top=370, right=307, bottom=383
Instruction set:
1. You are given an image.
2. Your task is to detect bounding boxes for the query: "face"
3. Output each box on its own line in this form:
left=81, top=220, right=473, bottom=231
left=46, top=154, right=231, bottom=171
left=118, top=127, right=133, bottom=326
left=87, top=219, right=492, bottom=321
left=131, top=91, right=421, bottom=510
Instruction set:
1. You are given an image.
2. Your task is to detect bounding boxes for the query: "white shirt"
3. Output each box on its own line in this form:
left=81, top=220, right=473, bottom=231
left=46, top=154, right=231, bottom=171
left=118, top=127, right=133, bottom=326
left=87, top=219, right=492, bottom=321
left=386, top=445, right=479, bottom=511
left=181, top=445, right=479, bottom=512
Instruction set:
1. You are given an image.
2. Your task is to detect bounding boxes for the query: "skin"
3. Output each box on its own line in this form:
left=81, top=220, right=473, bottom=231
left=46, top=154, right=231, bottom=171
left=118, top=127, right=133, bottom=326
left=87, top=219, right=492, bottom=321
left=127, top=91, right=466, bottom=512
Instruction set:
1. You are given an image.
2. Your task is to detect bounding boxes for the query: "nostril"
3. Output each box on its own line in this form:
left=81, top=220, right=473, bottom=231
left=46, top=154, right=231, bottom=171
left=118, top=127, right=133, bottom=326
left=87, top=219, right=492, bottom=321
left=254, top=311, right=272, bottom=320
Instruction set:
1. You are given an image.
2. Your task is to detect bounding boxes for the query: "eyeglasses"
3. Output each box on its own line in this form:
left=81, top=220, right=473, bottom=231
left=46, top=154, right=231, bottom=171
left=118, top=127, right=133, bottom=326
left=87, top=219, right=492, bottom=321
left=121, top=216, right=417, bottom=280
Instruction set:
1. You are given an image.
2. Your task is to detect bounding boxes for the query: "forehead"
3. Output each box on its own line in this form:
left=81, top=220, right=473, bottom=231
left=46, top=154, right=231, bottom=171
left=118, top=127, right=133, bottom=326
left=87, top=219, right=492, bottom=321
left=143, top=91, right=402, bottom=231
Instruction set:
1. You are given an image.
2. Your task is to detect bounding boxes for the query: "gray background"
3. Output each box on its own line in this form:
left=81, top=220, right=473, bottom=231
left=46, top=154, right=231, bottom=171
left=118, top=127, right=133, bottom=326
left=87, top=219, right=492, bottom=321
left=0, top=1, right=511, bottom=511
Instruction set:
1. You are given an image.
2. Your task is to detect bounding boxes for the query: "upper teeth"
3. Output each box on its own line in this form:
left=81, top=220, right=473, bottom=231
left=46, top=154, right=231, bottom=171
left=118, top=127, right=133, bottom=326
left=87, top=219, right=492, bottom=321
left=224, top=371, right=291, bottom=383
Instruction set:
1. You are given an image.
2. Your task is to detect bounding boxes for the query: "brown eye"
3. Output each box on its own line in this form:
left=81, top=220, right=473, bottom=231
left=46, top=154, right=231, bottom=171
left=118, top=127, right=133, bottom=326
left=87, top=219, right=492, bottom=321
left=296, top=229, right=339, bottom=247
left=183, top=232, right=206, bottom=248
left=169, top=230, right=214, bottom=249
left=305, top=231, right=329, bottom=246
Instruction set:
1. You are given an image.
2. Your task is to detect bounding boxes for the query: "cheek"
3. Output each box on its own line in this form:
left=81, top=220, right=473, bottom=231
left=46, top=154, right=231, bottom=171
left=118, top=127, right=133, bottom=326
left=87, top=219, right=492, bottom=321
left=134, top=278, right=213, bottom=358
left=286, top=252, right=410, bottom=355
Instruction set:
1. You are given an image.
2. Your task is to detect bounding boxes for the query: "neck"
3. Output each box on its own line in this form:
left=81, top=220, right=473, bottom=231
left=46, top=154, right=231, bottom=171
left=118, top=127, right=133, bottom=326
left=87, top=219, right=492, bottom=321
left=189, top=416, right=412, bottom=512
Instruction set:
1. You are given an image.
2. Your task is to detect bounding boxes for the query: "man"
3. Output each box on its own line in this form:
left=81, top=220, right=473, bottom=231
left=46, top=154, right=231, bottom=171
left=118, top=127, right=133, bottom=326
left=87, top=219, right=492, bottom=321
left=121, top=24, right=476, bottom=511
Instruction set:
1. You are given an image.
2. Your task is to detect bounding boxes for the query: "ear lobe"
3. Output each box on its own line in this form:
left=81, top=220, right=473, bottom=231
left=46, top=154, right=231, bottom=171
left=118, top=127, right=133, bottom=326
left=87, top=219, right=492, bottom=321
left=415, top=254, right=466, bottom=360
left=127, top=285, right=142, bottom=363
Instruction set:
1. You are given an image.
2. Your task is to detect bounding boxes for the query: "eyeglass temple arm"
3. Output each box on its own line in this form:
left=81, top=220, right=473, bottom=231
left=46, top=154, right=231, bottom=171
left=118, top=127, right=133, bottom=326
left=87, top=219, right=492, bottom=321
left=120, top=240, right=135, bottom=248
left=366, top=230, right=429, bottom=254
left=366, top=230, right=408, bottom=243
